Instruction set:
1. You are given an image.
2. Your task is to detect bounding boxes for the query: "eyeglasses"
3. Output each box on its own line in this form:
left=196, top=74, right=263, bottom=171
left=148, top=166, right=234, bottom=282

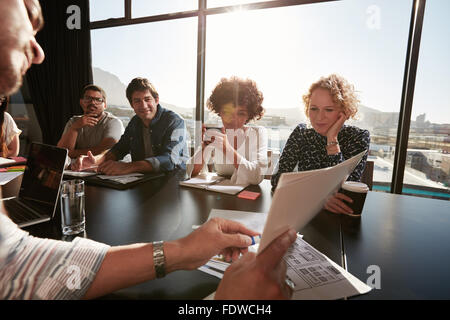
left=83, top=96, right=104, bottom=104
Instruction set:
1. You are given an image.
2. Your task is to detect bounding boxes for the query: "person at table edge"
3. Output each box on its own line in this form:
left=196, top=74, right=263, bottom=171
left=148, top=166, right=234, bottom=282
left=0, top=0, right=295, bottom=300
left=271, top=74, right=370, bottom=215
left=57, top=84, right=124, bottom=159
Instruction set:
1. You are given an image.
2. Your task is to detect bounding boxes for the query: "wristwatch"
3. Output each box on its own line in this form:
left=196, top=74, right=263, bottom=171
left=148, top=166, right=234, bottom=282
left=152, top=241, right=166, bottom=278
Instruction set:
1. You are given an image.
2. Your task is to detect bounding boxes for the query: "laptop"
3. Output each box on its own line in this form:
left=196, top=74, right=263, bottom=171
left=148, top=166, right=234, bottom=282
left=4, top=143, right=68, bottom=228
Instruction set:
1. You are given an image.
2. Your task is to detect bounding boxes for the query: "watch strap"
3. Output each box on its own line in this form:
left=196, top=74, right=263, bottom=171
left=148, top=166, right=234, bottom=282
left=152, top=241, right=166, bottom=278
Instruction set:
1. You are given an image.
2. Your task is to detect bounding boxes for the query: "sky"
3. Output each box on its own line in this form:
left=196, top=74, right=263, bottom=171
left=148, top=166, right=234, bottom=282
left=90, top=0, right=450, bottom=124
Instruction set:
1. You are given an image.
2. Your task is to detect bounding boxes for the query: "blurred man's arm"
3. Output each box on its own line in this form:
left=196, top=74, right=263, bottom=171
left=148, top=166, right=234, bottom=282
left=83, top=218, right=257, bottom=299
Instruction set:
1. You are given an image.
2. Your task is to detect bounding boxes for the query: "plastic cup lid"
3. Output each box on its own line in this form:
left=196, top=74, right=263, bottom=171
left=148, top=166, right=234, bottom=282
left=341, top=181, right=369, bottom=193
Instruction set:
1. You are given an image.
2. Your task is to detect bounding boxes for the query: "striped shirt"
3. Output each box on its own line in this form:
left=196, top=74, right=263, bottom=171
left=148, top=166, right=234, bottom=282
left=271, top=124, right=370, bottom=190
left=0, top=213, right=109, bottom=299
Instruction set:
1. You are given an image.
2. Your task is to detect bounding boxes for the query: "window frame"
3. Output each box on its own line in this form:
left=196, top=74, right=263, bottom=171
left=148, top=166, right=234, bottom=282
left=89, top=0, right=428, bottom=196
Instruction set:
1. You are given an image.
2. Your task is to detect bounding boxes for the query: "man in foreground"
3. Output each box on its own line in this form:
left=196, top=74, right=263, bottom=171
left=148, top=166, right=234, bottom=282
left=0, top=0, right=296, bottom=300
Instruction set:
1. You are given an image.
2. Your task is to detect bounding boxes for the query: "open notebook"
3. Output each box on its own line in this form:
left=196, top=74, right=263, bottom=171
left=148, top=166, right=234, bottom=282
left=179, top=173, right=248, bottom=195
left=0, top=156, right=27, bottom=168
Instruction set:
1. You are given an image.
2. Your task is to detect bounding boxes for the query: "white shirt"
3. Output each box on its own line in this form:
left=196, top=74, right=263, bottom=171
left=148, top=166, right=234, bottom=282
left=2, top=112, right=22, bottom=145
left=187, top=126, right=268, bottom=185
left=0, top=213, right=109, bottom=299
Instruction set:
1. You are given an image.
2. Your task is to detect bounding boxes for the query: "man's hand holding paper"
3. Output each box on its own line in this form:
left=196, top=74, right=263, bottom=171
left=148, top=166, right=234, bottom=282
left=257, top=151, right=366, bottom=254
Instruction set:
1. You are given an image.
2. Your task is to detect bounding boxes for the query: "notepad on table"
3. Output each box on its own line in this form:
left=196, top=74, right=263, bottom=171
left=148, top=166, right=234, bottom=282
left=0, top=157, right=16, bottom=166
left=179, top=173, right=248, bottom=195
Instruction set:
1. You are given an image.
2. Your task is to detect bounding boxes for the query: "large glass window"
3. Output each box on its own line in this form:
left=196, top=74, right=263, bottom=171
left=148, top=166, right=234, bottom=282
left=90, top=18, right=197, bottom=149
left=8, top=81, right=43, bottom=156
left=403, top=0, right=450, bottom=200
left=132, top=0, right=198, bottom=18
left=205, top=0, right=412, bottom=190
left=90, top=0, right=124, bottom=22
left=208, top=0, right=274, bottom=8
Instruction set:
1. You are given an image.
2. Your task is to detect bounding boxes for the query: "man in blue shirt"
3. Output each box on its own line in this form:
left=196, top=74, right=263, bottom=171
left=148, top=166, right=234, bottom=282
left=73, top=77, right=188, bottom=175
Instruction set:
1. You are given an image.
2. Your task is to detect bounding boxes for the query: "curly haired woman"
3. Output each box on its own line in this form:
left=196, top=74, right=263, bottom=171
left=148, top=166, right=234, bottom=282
left=187, top=76, right=268, bottom=185
left=271, top=74, right=370, bottom=215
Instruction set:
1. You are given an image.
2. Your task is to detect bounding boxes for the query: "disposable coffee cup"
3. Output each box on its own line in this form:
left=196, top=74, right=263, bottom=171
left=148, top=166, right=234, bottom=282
left=339, top=181, right=369, bottom=217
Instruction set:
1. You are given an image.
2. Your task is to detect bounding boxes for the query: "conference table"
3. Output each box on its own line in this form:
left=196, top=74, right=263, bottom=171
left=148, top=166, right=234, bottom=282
left=2, top=170, right=450, bottom=299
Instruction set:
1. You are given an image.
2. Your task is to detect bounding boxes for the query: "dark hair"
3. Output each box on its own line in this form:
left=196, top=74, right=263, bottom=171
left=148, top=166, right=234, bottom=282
left=80, top=84, right=107, bottom=101
left=126, top=78, right=159, bottom=105
left=207, top=76, right=264, bottom=123
left=0, top=96, right=9, bottom=157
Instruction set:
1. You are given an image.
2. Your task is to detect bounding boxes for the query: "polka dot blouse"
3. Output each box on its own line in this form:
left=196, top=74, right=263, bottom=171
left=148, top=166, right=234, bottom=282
left=271, top=124, right=370, bottom=190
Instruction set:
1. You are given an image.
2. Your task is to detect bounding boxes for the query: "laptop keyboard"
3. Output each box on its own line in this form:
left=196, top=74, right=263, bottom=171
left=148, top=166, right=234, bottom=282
left=4, top=198, right=46, bottom=225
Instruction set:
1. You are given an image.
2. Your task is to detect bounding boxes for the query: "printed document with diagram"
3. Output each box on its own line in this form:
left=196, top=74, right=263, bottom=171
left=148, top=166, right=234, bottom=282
left=202, top=236, right=371, bottom=300
left=285, top=237, right=371, bottom=299
left=199, top=209, right=371, bottom=299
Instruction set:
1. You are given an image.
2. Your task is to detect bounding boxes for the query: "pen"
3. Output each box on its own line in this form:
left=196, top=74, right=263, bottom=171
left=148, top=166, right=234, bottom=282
left=193, top=225, right=261, bottom=245
left=192, top=225, right=261, bottom=246
left=249, top=235, right=261, bottom=245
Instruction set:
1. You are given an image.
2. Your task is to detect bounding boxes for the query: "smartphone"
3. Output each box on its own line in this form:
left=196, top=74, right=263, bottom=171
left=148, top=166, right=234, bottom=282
left=203, top=126, right=222, bottom=142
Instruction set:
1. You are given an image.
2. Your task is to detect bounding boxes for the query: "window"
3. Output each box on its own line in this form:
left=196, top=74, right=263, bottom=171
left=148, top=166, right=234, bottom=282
left=89, top=0, right=448, bottom=200
left=205, top=0, right=412, bottom=191
left=90, top=18, right=197, bottom=149
left=8, top=81, right=43, bottom=156
left=132, top=0, right=198, bottom=18
left=402, top=0, right=450, bottom=199
left=208, top=0, right=274, bottom=8
left=90, top=0, right=124, bottom=22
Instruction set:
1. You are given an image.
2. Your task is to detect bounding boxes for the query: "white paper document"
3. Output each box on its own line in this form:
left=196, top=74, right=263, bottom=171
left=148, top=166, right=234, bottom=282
left=200, top=237, right=371, bottom=300
left=199, top=209, right=301, bottom=279
left=207, top=209, right=268, bottom=233
left=0, top=172, right=23, bottom=185
left=285, top=237, right=371, bottom=299
left=64, top=170, right=97, bottom=177
left=180, top=173, right=248, bottom=195
left=0, top=157, right=16, bottom=166
left=257, top=151, right=366, bottom=254
left=198, top=209, right=268, bottom=278
left=97, top=173, right=144, bottom=184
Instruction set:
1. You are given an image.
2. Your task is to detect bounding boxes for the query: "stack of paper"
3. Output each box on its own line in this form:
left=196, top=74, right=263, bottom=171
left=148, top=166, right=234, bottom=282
left=180, top=173, right=248, bottom=195
left=0, top=172, right=23, bottom=185
left=201, top=236, right=371, bottom=300
left=64, top=170, right=97, bottom=177
left=97, top=173, right=144, bottom=184
left=0, top=157, right=16, bottom=166
left=199, top=206, right=371, bottom=300
left=258, top=151, right=366, bottom=253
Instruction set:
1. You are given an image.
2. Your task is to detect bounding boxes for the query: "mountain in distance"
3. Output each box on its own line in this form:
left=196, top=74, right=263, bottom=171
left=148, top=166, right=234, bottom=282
left=93, top=67, right=129, bottom=107
left=93, top=67, right=194, bottom=117
left=93, top=67, right=395, bottom=128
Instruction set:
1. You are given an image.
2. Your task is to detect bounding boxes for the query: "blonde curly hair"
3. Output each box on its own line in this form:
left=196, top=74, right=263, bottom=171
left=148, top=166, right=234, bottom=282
left=302, top=74, right=360, bottom=119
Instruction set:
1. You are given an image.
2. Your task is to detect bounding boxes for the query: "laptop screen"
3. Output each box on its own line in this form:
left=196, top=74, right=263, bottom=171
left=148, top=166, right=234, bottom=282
left=19, top=143, right=67, bottom=206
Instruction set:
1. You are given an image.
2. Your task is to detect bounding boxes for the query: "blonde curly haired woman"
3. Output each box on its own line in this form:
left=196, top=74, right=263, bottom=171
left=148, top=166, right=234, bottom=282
left=271, top=74, right=370, bottom=215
